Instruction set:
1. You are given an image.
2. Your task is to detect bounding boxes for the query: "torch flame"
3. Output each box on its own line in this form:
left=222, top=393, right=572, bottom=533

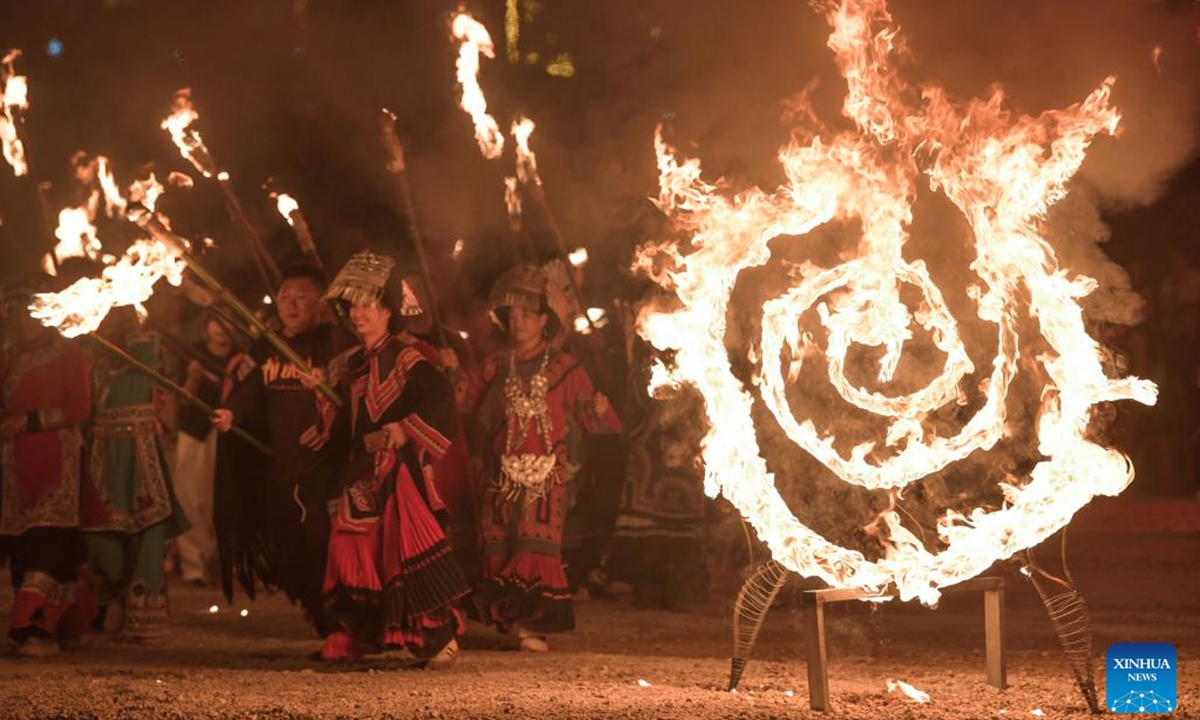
left=96, top=156, right=127, bottom=218
left=451, top=12, right=505, bottom=160
left=167, top=171, right=194, bottom=189
left=273, top=192, right=300, bottom=226
left=635, top=0, right=1156, bottom=605
left=568, top=247, right=589, bottom=267
left=504, top=176, right=522, bottom=223
left=512, top=115, right=540, bottom=185
left=30, top=239, right=187, bottom=338
left=0, top=48, right=29, bottom=176
left=160, top=88, right=218, bottom=178
left=1, top=50, right=27, bottom=106
left=127, top=173, right=168, bottom=229
left=51, top=207, right=101, bottom=264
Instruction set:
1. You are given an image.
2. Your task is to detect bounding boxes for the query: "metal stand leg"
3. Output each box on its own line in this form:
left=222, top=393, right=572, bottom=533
left=985, top=584, right=1007, bottom=689
left=799, top=577, right=1007, bottom=712
left=801, top=593, right=829, bottom=711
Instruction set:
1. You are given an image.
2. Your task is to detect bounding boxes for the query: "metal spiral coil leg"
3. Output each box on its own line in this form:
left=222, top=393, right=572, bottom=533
left=1025, top=535, right=1101, bottom=715
left=729, top=560, right=790, bottom=691
left=1040, top=590, right=1099, bottom=714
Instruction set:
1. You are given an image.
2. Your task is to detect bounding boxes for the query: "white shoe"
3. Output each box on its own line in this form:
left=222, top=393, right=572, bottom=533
left=425, top=638, right=459, bottom=668
left=517, top=627, right=549, bottom=652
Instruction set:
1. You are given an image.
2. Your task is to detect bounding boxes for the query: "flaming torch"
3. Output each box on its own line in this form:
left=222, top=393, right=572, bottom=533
left=127, top=172, right=165, bottom=219
left=161, top=89, right=280, bottom=293
left=33, top=171, right=337, bottom=407
left=29, top=238, right=188, bottom=338
left=503, top=175, right=537, bottom=261
left=635, top=0, right=1157, bottom=613
left=125, top=208, right=341, bottom=406
left=42, top=154, right=141, bottom=273
left=270, top=190, right=324, bottom=270
left=509, top=115, right=596, bottom=333
left=567, top=247, right=589, bottom=268
left=450, top=11, right=505, bottom=160
left=511, top=115, right=539, bottom=185
left=0, top=49, right=29, bottom=177
left=28, top=200, right=264, bottom=452
left=377, top=110, right=450, bottom=351
left=45, top=206, right=101, bottom=273
left=95, top=156, right=127, bottom=218
left=1, top=49, right=64, bottom=272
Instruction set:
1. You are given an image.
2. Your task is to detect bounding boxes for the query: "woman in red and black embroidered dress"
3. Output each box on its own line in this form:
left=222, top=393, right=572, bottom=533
left=470, top=264, right=622, bottom=652
left=317, top=251, right=468, bottom=663
left=0, top=278, right=94, bottom=656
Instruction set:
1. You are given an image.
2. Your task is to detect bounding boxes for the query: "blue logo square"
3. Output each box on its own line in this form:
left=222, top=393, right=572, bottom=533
left=1107, top=643, right=1176, bottom=714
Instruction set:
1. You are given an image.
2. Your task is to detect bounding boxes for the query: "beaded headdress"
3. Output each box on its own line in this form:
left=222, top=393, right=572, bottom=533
left=325, top=250, right=421, bottom=316
left=487, top=262, right=574, bottom=330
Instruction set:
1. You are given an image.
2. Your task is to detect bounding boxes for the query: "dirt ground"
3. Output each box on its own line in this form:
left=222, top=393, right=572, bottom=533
left=1, top=494, right=1197, bottom=719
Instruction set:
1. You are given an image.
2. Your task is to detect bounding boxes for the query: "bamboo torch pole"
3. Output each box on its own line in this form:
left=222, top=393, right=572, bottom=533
left=183, top=257, right=341, bottom=405
left=522, top=181, right=595, bottom=334
left=160, top=89, right=279, bottom=295
left=127, top=209, right=341, bottom=405
left=510, top=118, right=596, bottom=334
left=377, top=110, right=451, bottom=352
left=269, top=191, right=325, bottom=271
left=216, top=176, right=281, bottom=292
left=146, top=320, right=225, bottom=383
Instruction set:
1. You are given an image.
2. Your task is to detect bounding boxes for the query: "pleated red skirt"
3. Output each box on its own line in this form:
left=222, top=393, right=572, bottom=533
left=323, top=461, right=468, bottom=658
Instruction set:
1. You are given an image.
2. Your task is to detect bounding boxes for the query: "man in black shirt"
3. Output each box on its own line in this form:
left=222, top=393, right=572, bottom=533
left=174, top=314, right=234, bottom=587
left=212, top=262, right=354, bottom=639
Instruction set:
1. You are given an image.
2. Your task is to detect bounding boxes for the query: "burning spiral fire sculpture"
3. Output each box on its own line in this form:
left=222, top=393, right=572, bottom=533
left=636, top=0, right=1157, bottom=606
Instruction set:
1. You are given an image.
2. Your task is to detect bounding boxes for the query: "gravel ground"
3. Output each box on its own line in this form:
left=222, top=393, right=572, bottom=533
left=1, top=494, right=1197, bottom=719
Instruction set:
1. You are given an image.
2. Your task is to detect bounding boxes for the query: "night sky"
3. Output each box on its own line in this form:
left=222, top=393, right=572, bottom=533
left=1, top=3, right=1197, bottom=497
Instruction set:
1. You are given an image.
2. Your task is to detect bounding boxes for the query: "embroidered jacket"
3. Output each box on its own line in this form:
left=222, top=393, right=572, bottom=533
left=83, top=332, right=177, bottom=533
left=327, top=335, right=457, bottom=533
left=474, top=347, right=623, bottom=492
left=0, top=336, right=92, bottom=535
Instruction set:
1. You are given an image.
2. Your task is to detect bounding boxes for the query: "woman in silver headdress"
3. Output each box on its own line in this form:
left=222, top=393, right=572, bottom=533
left=316, top=251, right=468, bottom=664
left=469, top=264, right=622, bottom=651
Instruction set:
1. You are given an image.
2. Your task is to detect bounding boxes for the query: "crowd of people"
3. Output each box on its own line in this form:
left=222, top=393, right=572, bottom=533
left=0, top=248, right=713, bottom=665
left=10, top=237, right=1184, bottom=669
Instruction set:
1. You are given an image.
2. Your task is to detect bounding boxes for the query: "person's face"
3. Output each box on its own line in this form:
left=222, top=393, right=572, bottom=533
left=509, top=306, right=548, bottom=347
left=348, top=300, right=391, bottom=343
left=204, top=318, right=233, bottom=355
left=276, top=277, right=322, bottom=335
left=7, top=302, right=48, bottom=345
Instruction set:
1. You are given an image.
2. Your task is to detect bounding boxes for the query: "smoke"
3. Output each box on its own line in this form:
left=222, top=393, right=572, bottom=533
left=891, top=0, right=1200, bottom=207
left=888, top=0, right=1200, bottom=326
left=534, top=0, right=1200, bottom=287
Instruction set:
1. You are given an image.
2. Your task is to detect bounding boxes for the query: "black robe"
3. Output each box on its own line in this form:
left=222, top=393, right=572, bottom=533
left=214, top=323, right=354, bottom=636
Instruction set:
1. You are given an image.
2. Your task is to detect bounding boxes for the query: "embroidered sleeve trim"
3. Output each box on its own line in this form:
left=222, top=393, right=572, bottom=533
left=396, top=346, right=425, bottom=373
left=401, top=413, right=451, bottom=459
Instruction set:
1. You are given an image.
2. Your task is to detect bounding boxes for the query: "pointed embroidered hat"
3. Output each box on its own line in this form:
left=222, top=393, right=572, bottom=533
left=487, top=261, right=577, bottom=328
left=325, top=250, right=422, bottom=316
